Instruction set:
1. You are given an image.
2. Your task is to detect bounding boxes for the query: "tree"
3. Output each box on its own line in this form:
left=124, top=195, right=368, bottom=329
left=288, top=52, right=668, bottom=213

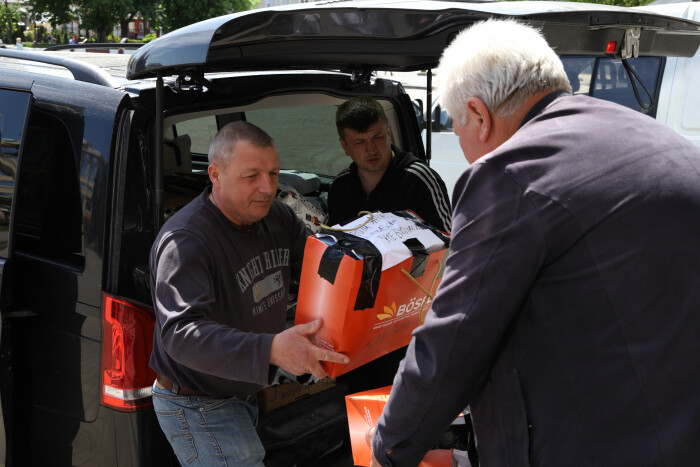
left=78, top=0, right=132, bottom=42
left=20, top=0, right=258, bottom=43
left=24, top=0, right=155, bottom=43
left=25, top=0, right=75, bottom=29
left=159, top=0, right=258, bottom=32
left=1, top=1, right=22, bottom=44
left=119, top=0, right=158, bottom=39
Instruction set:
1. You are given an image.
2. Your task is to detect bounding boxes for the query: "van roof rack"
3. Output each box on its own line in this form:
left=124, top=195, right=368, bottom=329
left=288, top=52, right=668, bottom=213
left=44, top=43, right=144, bottom=52
left=0, top=48, right=118, bottom=87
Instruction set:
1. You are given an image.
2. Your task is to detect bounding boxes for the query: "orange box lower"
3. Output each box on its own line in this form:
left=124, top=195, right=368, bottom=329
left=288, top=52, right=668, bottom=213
left=345, top=386, right=452, bottom=467
left=295, top=235, right=447, bottom=378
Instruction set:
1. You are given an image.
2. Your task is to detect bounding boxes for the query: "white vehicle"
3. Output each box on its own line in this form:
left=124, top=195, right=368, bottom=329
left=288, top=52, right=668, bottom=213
left=637, top=0, right=700, bottom=149
left=421, top=0, right=700, bottom=199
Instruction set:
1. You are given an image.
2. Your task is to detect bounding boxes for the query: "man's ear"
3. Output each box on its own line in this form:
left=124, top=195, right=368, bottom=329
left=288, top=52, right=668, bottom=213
left=339, top=137, right=351, bottom=157
left=208, top=162, right=220, bottom=187
left=466, top=97, right=492, bottom=143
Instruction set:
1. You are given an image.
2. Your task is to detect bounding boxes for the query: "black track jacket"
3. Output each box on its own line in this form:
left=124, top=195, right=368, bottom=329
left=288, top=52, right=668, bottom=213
left=327, top=146, right=451, bottom=232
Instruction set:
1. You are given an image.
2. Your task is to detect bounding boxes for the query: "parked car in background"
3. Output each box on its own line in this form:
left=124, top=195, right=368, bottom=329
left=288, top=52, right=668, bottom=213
left=423, top=0, right=700, bottom=199
left=1, top=1, right=699, bottom=465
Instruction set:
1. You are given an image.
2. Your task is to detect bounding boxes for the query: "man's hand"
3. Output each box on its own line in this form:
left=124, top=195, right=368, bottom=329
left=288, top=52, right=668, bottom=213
left=270, top=319, right=349, bottom=379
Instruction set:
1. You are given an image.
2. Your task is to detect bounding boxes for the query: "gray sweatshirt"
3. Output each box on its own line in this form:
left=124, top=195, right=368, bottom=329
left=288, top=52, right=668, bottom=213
left=150, top=187, right=310, bottom=397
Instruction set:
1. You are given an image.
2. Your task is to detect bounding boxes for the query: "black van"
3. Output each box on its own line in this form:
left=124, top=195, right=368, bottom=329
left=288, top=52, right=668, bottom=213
left=1, top=1, right=699, bottom=465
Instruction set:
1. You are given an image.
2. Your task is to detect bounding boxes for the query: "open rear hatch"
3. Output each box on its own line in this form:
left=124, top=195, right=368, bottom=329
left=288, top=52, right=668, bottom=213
left=125, top=0, right=700, bottom=228
left=127, top=0, right=700, bottom=80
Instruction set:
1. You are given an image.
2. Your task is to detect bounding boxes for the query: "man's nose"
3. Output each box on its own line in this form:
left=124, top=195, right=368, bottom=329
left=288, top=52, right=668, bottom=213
left=366, top=139, right=378, bottom=154
left=258, top=174, right=277, bottom=195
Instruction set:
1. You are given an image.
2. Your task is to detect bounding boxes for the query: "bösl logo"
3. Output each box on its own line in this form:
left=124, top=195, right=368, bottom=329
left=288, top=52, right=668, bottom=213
left=376, top=295, right=432, bottom=322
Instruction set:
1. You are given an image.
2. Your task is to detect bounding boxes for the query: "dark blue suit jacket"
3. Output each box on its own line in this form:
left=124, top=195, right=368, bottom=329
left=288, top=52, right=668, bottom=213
left=374, top=93, right=700, bottom=466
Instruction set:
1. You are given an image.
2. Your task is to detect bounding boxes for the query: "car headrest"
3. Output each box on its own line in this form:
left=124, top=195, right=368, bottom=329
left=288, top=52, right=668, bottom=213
left=164, top=134, right=192, bottom=175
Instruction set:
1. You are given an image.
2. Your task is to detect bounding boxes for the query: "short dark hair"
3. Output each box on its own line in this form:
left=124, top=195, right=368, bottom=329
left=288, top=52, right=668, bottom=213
left=336, top=96, right=388, bottom=139
left=208, top=121, right=275, bottom=165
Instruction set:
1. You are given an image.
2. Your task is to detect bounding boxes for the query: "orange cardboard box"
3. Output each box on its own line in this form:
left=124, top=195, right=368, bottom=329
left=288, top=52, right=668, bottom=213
left=295, top=217, right=448, bottom=377
left=345, top=386, right=453, bottom=467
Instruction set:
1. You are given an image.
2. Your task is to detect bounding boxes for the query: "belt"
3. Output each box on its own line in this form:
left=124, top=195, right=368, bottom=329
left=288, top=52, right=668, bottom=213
left=156, top=374, right=202, bottom=396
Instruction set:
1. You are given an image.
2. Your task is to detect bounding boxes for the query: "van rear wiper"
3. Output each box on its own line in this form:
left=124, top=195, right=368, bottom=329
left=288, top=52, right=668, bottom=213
left=622, top=58, right=656, bottom=113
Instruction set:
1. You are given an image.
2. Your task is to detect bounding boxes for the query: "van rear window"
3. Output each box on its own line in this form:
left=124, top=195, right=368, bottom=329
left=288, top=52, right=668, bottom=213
left=170, top=105, right=349, bottom=179
left=561, top=56, right=664, bottom=115
left=246, top=106, right=347, bottom=178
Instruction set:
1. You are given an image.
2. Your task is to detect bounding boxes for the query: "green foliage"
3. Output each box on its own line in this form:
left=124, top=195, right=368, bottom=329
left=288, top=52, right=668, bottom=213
left=159, top=0, right=258, bottom=32
left=25, top=0, right=75, bottom=27
left=143, top=32, right=158, bottom=43
left=78, top=0, right=126, bottom=41
left=24, top=0, right=160, bottom=42
left=37, top=25, right=47, bottom=42
left=0, top=2, right=21, bottom=44
left=8, top=0, right=260, bottom=44
left=11, top=0, right=258, bottom=44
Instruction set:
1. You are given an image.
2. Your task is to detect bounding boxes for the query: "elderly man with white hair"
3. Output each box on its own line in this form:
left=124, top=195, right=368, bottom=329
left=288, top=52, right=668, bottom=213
left=371, top=19, right=700, bottom=467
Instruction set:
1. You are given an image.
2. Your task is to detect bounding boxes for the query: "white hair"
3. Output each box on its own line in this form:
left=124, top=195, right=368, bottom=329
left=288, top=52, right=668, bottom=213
left=437, top=19, right=572, bottom=126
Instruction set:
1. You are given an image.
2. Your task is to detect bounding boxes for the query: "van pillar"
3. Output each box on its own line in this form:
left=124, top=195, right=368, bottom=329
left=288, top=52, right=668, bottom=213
left=154, top=73, right=164, bottom=231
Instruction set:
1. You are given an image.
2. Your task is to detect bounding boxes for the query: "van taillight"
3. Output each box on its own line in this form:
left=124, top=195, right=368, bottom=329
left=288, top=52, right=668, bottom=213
left=101, top=293, right=157, bottom=411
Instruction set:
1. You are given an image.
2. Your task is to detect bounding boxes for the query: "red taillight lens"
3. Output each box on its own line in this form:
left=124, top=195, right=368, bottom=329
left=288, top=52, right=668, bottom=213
left=101, top=293, right=157, bottom=411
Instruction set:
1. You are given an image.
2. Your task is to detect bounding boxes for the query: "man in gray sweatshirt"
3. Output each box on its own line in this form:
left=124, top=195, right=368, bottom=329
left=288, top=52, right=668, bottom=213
left=150, top=121, right=348, bottom=466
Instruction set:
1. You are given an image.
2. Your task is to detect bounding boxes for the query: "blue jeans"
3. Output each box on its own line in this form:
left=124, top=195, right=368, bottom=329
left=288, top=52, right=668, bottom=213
left=152, top=382, right=265, bottom=466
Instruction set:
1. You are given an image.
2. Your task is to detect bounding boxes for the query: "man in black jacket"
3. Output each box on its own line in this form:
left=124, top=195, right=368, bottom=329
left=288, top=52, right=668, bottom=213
left=326, top=97, right=452, bottom=396
left=371, top=19, right=700, bottom=467
left=327, top=96, right=451, bottom=233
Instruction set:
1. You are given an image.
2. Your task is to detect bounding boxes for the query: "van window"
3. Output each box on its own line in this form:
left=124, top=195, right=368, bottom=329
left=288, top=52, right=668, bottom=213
left=561, top=56, right=664, bottom=114
left=0, top=89, right=31, bottom=257
left=172, top=116, right=219, bottom=156
left=245, top=106, right=347, bottom=178
left=13, top=110, right=84, bottom=268
left=172, top=105, right=349, bottom=179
